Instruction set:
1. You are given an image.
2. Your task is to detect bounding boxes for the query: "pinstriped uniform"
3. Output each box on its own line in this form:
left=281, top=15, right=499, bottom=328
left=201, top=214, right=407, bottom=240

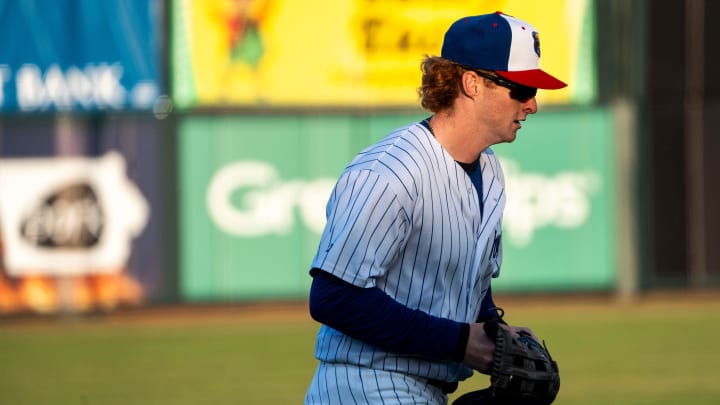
left=305, top=122, right=506, bottom=405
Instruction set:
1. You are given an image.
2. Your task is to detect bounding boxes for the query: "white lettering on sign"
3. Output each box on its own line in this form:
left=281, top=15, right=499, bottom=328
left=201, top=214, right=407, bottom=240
left=206, top=161, right=335, bottom=237
left=206, top=159, right=602, bottom=246
left=501, top=158, right=601, bottom=247
left=11, top=63, right=158, bottom=111
left=17, top=63, right=126, bottom=110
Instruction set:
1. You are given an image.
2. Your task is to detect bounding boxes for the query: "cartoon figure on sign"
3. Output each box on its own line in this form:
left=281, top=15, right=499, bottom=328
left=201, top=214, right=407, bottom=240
left=210, top=0, right=271, bottom=69
left=225, top=0, right=269, bottom=69
left=202, top=0, right=272, bottom=102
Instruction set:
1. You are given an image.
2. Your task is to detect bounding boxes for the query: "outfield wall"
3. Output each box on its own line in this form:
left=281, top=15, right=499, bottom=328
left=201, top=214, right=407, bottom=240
left=176, top=108, right=616, bottom=302
left=0, top=107, right=615, bottom=313
left=0, top=0, right=613, bottom=314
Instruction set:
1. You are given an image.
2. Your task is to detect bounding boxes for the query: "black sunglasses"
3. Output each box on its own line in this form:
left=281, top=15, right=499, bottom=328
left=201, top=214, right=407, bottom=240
left=467, top=68, right=538, bottom=102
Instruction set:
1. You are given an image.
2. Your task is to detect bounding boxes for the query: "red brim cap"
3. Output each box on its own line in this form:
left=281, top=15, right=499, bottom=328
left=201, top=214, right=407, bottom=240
left=442, top=12, right=569, bottom=90
left=496, top=69, right=567, bottom=90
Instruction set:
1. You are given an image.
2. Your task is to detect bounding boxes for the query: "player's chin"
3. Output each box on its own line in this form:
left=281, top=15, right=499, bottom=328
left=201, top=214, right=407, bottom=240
left=503, top=130, right=519, bottom=143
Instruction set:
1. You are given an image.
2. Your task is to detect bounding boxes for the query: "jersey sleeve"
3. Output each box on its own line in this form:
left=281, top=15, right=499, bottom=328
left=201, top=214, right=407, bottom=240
left=311, top=168, right=409, bottom=288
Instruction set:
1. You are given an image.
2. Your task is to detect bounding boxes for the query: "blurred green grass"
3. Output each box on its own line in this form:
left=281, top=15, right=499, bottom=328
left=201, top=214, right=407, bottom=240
left=1, top=294, right=719, bottom=404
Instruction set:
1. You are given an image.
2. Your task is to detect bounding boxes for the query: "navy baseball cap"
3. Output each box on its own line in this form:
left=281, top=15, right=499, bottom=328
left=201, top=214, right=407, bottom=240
left=441, top=11, right=567, bottom=90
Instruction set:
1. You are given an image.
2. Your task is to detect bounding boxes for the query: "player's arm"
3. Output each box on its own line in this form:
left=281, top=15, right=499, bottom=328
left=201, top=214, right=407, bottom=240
left=309, top=268, right=469, bottom=362
left=476, top=285, right=540, bottom=342
left=476, top=285, right=506, bottom=323
left=462, top=285, right=509, bottom=372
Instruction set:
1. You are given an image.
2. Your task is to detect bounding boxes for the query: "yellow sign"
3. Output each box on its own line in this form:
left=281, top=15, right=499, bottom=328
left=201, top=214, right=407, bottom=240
left=173, top=0, right=594, bottom=108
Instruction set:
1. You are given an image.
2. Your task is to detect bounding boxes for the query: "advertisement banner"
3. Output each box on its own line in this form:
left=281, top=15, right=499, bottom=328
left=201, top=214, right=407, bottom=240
left=0, top=0, right=163, bottom=113
left=178, top=114, right=416, bottom=300
left=172, top=0, right=596, bottom=109
left=178, top=109, right=614, bottom=301
left=492, top=108, right=616, bottom=291
left=0, top=153, right=148, bottom=275
left=0, top=117, right=173, bottom=314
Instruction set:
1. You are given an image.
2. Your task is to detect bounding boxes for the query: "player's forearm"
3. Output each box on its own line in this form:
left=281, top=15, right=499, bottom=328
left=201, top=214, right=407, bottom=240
left=309, top=268, right=469, bottom=362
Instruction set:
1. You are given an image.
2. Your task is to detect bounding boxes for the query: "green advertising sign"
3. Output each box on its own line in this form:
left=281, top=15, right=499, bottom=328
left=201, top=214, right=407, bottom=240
left=492, top=108, right=616, bottom=291
left=178, top=108, right=615, bottom=301
left=178, top=114, right=422, bottom=301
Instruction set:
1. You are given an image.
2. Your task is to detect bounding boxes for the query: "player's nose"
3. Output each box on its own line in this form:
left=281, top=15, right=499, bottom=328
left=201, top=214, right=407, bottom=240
left=523, top=97, right=538, bottom=114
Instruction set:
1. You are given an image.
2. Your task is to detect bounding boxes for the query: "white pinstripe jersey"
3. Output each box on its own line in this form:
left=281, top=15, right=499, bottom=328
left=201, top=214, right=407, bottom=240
left=310, top=121, right=506, bottom=383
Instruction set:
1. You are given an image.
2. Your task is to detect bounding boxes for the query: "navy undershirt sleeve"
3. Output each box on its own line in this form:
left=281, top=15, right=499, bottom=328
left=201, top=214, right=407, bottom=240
left=309, top=268, right=469, bottom=362
left=476, top=285, right=506, bottom=323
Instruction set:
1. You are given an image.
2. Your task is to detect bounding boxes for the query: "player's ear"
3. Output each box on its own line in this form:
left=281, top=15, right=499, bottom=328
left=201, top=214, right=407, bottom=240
left=461, top=70, right=479, bottom=97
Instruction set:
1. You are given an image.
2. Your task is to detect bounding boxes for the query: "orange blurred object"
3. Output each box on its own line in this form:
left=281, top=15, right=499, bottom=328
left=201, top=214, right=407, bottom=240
left=0, top=274, right=21, bottom=312
left=17, top=275, right=59, bottom=313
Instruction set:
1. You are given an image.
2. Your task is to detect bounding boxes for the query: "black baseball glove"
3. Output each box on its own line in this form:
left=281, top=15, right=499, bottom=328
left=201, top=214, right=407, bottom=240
left=453, top=319, right=560, bottom=405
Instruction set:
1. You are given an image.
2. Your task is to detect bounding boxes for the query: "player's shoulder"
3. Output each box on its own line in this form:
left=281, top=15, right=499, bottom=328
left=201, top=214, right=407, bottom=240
left=365, top=121, right=429, bottom=148
left=339, top=122, right=432, bottom=198
left=351, top=122, right=433, bottom=166
left=346, top=123, right=424, bottom=171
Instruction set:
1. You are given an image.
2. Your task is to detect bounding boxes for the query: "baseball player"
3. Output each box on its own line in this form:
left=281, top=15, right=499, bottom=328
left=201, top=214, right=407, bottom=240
left=304, top=12, right=566, bottom=405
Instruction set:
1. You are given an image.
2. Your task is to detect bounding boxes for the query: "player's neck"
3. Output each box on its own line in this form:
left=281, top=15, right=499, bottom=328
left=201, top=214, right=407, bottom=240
left=428, top=113, right=490, bottom=164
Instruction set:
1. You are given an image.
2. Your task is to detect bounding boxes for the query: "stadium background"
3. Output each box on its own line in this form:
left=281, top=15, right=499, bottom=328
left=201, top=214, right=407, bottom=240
left=1, top=0, right=717, bottom=314
left=1, top=1, right=720, bottom=404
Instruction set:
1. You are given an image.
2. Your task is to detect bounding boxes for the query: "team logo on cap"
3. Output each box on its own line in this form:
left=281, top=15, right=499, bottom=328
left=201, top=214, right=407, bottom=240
left=532, top=32, right=541, bottom=57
